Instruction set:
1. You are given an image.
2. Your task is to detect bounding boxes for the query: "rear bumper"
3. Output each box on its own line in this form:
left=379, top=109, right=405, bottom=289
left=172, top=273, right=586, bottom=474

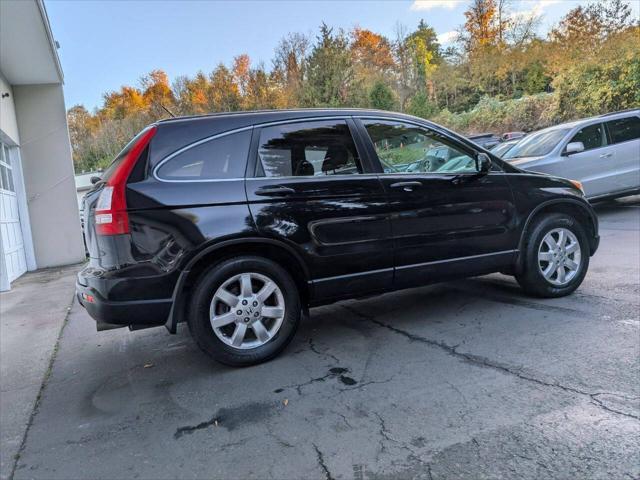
left=76, top=269, right=172, bottom=329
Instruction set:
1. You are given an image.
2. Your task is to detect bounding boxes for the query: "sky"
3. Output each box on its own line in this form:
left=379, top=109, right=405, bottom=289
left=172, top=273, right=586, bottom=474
left=44, top=0, right=637, bottom=111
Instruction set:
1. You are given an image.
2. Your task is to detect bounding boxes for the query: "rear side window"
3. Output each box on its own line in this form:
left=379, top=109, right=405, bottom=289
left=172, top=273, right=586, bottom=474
left=156, top=129, right=251, bottom=180
left=256, top=120, right=362, bottom=177
left=606, top=116, right=640, bottom=144
left=569, top=123, right=606, bottom=151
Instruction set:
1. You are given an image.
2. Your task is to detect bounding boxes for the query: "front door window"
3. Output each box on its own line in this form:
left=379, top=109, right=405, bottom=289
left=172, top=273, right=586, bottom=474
left=362, top=121, right=477, bottom=174
left=568, top=123, right=606, bottom=152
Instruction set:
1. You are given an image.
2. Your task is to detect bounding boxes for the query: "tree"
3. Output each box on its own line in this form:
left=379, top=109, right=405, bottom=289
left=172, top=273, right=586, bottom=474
left=351, top=27, right=395, bottom=74
left=369, top=80, right=396, bottom=110
left=462, top=0, right=500, bottom=51
left=302, top=23, right=352, bottom=106
left=185, top=72, right=211, bottom=114
left=140, top=69, right=175, bottom=118
left=393, top=22, right=415, bottom=111
left=232, top=54, right=251, bottom=100
left=406, top=91, right=438, bottom=118
left=101, top=86, right=145, bottom=120
left=273, top=32, right=310, bottom=105
left=209, top=64, right=240, bottom=112
left=406, top=20, right=442, bottom=65
left=553, top=25, right=640, bottom=116
left=600, top=0, right=635, bottom=35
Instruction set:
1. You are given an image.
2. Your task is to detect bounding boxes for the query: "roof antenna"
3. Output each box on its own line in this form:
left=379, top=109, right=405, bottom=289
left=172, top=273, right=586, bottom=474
left=159, top=103, right=176, bottom=118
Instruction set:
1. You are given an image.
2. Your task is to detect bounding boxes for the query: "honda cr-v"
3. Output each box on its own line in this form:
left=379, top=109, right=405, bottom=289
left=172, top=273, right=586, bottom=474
left=77, top=109, right=600, bottom=366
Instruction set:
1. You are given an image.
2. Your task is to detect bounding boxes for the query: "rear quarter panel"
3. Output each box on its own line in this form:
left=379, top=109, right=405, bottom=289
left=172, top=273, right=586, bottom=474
left=120, top=178, right=256, bottom=296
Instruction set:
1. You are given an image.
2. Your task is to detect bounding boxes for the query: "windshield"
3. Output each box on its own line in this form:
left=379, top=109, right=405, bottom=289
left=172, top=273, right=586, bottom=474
left=491, top=141, right=516, bottom=157
left=504, top=128, right=570, bottom=159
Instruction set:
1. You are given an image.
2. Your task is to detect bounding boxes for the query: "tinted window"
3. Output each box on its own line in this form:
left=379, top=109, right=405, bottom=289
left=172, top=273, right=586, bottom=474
left=363, top=121, right=477, bottom=174
left=607, top=116, right=640, bottom=144
left=257, top=120, right=361, bottom=177
left=570, top=123, right=606, bottom=151
left=157, top=129, right=251, bottom=180
left=504, top=128, right=570, bottom=159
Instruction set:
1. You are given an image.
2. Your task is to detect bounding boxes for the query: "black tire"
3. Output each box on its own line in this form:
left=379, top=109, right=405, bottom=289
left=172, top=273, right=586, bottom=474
left=188, top=256, right=301, bottom=367
left=515, top=213, right=590, bottom=298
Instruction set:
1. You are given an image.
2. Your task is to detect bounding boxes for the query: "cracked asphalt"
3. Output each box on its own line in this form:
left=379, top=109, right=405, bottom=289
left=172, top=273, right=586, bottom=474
left=10, top=197, right=640, bottom=479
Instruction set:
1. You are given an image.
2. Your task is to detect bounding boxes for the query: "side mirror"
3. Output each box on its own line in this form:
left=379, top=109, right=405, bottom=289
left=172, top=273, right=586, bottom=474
left=476, top=153, right=492, bottom=174
left=90, top=176, right=102, bottom=185
left=564, top=142, right=584, bottom=155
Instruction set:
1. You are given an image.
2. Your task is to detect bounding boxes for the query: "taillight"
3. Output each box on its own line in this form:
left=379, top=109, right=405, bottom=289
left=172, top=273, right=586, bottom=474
left=96, top=126, right=157, bottom=235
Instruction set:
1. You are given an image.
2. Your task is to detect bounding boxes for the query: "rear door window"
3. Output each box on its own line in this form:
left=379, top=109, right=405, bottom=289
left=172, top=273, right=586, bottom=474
left=606, top=116, right=640, bottom=144
left=156, top=129, right=251, bottom=180
left=569, top=123, right=606, bottom=151
left=256, top=120, right=362, bottom=177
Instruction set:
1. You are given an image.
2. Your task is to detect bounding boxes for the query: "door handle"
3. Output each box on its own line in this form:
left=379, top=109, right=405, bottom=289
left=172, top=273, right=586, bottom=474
left=390, top=181, right=422, bottom=192
left=599, top=153, right=613, bottom=158
left=255, top=186, right=295, bottom=196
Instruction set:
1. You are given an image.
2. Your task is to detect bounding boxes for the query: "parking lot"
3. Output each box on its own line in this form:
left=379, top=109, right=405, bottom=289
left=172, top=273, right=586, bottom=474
left=6, top=196, right=640, bottom=480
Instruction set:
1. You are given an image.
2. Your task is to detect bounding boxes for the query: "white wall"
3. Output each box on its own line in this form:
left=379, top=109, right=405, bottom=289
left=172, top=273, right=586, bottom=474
left=13, top=83, right=84, bottom=268
left=0, top=72, right=19, bottom=144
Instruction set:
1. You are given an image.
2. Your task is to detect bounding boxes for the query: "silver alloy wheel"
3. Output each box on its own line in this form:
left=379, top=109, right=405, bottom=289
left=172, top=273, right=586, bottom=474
left=537, top=227, right=582, bottom=286
left=209, top=272, right=285, bottom=350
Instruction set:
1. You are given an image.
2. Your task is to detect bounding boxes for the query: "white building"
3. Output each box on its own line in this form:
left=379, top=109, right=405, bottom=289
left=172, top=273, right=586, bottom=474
left=0, top=0, right=85, bottom=291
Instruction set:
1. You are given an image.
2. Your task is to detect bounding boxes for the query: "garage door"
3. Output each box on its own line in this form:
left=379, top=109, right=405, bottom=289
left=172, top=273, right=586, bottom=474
left=0, top=141, right=27, bottom=283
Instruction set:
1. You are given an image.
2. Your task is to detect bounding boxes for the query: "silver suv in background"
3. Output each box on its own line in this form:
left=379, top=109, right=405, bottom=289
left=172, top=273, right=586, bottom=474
left=503, top=110, right=640, bottom=201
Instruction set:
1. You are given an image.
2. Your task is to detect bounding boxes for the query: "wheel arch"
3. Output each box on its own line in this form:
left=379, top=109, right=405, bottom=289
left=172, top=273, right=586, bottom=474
left=516, top=199, right=599, bottom=272
left=164, top=237, right=311, bottom=333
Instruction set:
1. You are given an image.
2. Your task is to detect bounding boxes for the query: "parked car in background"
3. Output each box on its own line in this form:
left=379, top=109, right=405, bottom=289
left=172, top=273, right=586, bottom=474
left=502, top=131, right=526, bottom=141
left=467, top=133, right=501, bottom=149
left=491, top=139, right=521, bottom=157
left=503, top=110, right=640, bottom=201
left=77, top=109, right=599, bottom=366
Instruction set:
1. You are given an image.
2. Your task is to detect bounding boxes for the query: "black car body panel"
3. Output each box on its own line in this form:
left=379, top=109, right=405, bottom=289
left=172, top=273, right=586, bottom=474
left=76, top=109, right=599, bottom=333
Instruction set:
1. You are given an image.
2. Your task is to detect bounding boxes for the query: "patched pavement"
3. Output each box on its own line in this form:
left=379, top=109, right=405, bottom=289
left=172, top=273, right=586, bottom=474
left=8, top=197, right=640, bottom=479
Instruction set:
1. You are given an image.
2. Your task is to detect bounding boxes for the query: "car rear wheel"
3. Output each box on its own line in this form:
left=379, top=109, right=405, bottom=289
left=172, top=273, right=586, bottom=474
left=515, top=213, right=590, bottom=298
left=188, top=256, right=301, bottom=366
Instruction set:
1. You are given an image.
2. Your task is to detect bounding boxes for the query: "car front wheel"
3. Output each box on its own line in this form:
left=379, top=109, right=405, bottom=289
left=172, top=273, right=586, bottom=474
left=515, top=213, right=590, bottom=298
left=188, top=256, right=301, bottom=366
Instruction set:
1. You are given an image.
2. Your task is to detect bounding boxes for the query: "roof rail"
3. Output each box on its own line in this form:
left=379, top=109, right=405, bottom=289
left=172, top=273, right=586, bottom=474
left=598, top=108, right=640, bottom=118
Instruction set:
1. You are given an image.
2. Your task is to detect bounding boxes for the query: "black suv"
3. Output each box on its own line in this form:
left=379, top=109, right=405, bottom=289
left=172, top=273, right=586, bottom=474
left=77, top=109, right=599, bottom=366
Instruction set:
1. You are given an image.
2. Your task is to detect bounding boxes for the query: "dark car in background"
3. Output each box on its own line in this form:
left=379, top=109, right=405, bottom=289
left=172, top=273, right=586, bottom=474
left=502, top=131, right=526, bottom=141
left=467, top=133, right=502, bottom=149
left=77, top=109, right=599, bottom=366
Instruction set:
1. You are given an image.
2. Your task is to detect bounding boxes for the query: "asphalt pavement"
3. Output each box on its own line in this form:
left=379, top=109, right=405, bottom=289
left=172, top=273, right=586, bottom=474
left=7, top=196, right=640, bottom=480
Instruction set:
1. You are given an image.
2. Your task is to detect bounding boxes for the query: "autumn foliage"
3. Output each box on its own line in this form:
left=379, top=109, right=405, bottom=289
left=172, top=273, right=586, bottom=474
left=69, top=0, right=640, bottom=172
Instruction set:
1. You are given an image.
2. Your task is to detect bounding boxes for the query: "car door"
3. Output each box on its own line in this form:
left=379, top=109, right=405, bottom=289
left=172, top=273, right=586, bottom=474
left=558, top=122, right=615, bottom=197
left=356, top=118, right=518, bottom=289
left=604, top=115, right=640, bottom=193
left=245, top=118, right=393, bottom=302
